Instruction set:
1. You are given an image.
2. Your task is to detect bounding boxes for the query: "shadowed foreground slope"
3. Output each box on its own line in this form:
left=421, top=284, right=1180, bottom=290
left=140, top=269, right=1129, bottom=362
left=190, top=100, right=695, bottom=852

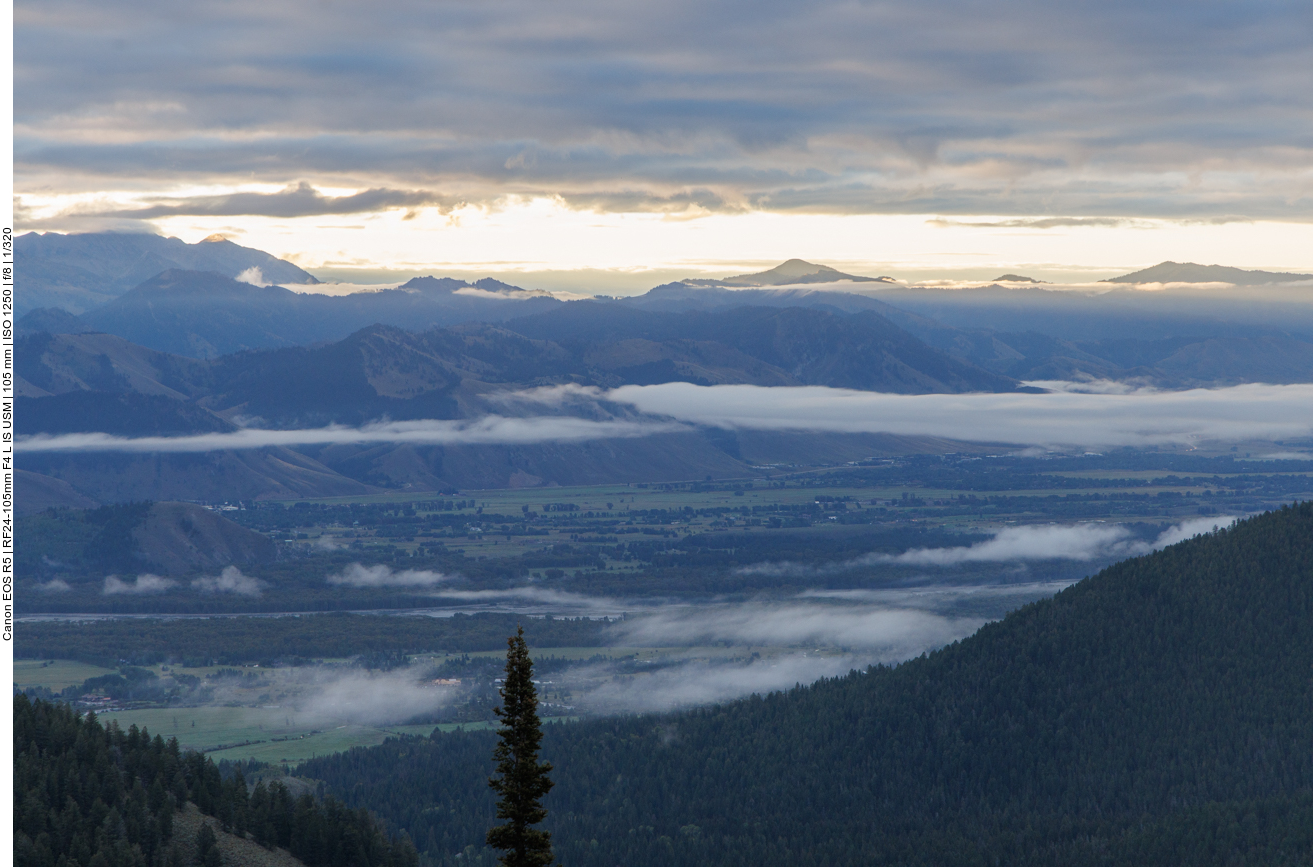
left=306, top=503, right=1313, bottom=866
left=13, top=696, right=418, bottom=867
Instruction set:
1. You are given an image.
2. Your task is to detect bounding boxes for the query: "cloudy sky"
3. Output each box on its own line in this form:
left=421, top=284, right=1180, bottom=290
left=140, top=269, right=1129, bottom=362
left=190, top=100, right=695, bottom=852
left=14, top=0, right=1313, bottom=285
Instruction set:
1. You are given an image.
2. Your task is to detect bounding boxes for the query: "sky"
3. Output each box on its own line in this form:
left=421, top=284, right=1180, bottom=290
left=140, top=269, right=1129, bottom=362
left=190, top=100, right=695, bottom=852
left=14, top=0, right=1313, bottom=287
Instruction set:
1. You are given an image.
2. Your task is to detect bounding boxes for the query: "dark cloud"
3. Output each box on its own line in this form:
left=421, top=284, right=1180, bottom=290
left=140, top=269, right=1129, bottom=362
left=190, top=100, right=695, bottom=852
left=14, top=0, right=1313, bottom=217
left=104, top=182, right=458, bottom=219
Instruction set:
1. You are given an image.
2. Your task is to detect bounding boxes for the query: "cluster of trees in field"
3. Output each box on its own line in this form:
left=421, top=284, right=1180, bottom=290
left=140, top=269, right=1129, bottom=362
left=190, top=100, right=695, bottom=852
left=303, top=503, right=1313, bottom=866
left=16, top=612, right=611, bottom=668
left=14, top=695, right=417, bottom=867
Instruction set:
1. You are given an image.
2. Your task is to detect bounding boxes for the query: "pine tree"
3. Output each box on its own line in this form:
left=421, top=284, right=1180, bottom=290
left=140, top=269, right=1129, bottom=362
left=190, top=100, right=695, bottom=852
left=486, top=626, right=555, bottom=867
left=196, top=823, right=222, bottom=867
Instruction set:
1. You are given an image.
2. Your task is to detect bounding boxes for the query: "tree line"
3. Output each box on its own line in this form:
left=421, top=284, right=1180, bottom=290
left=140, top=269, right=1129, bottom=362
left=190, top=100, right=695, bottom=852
left=14, top=695, right=417, bottom=867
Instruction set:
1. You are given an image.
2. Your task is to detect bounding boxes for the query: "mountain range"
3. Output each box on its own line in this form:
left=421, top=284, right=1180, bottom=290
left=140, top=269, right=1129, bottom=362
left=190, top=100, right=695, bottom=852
left=18, top=304, right=1015, bottom=413
left=15, top=234, right=1313, bottom=504
left=15, top=303, right=1011, bottom=503
left=683, top=257, right=896, bottom=287
left=18, top=231, right=1313, bottom=360
left=16, top=231, right=319, bottom=316
left=43, top=270, right=562, bottom=358
left=1105, top=260, right=1313, bottom=285
left=18, top=263, right=1313, bottom=386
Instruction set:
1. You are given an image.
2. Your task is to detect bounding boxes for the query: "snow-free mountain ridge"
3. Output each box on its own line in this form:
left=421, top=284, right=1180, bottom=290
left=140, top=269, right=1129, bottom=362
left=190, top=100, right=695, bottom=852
left=1105, top=261, right=1313, bottom=285
left=686, top=258, right=895, bottom=287
left=16, top=231, right=319, bottom=316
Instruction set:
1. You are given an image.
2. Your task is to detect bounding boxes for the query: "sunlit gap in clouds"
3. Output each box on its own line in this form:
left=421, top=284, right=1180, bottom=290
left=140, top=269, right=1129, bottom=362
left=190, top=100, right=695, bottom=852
left=16, top=383, right=1313, bottom=454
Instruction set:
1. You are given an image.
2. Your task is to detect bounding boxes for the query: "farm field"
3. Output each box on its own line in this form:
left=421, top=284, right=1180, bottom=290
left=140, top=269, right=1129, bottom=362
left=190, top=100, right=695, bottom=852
left=264, top=470, right=1267, bottom=566
left=13, top=659, right=118, bottom=691
left=23, top=451, right=1310, bottom=618
left=15, top=642, right=800, bottom=767
left=89, top=705, right=497, bottom=767
left=201, top=718, right=567, bottom=767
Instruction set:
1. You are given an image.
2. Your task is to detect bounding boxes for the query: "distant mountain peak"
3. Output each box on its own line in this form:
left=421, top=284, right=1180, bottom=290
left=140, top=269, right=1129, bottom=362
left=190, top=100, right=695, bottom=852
left=398, top=275, right=471, bottom=294
left=718, top=259, right=895, bottom=287
left=994, top=274, right=1048, bottom=283
left=761, top=258, right=837, bottom=278
left=15, top=230, right=321, bottom=316
left=1106, top=261, right=1313, bottom=285
left=473, top=277, right=527, bottom=293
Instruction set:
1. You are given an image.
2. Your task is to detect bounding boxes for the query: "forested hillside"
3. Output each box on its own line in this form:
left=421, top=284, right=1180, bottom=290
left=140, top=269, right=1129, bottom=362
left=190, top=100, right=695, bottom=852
left=305, top=503, right=1313, bottom=866
left=13, top=696, right=418, bottom=867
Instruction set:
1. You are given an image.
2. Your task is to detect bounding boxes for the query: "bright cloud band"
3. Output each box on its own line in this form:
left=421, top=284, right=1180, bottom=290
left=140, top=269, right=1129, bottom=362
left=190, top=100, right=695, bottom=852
left=16, top=415, right=683, bottom=453
left=15, top=383, right=1313, bottom=453
left=607, top=382, right=1313, bottom=449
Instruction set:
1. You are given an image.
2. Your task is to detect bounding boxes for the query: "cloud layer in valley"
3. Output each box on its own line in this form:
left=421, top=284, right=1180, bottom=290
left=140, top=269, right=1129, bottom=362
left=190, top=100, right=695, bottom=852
left=294, top=669, right=459, bottom=727
left=582, top=598, right=993, bottom=711
left=16, top=383, right=1313, bottom=455
left=190, top=667, right=463, bottom=728
left=612, top=603, right=981, bottom=656
left=322, top=567, right=624, bottom=612
left=738, top=516, right=1239, bottom=577
left=191, top=566, right=265, bottom=597
left=328, top=563, right=453, bottom=588
left=16, top=415, right=682, bottom=453
left=103, top=574, right=175, bottom=595
left=422, top=587, right=622, bottom=613
left=580, top=654, right=867, bottom=714
left=603, top=382, right=1313, bottom=449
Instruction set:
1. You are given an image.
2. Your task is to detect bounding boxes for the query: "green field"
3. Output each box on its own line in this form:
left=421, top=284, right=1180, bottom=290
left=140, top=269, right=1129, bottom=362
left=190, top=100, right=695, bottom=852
left=89, top=706, right=573, bottom=767
left=14, top=659, right=118, bottom=691
left=206, top=718, right=581, bottom=766
left=91, top=705, right=456, bottom=767
left=18, top=644, right=759, bottom=768
left=202, top=723, right=436, bottom=766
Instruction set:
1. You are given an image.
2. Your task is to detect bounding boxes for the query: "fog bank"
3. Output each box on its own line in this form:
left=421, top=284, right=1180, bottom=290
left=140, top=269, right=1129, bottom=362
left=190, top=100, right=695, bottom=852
left=605, top=382, right=1313, bottom=449
left=738, top=516, right=1239, bottom=577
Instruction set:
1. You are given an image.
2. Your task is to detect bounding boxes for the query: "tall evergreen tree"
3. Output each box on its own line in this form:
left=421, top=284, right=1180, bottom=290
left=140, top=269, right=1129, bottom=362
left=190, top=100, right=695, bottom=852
left=487, top=626, right=555, bottom=867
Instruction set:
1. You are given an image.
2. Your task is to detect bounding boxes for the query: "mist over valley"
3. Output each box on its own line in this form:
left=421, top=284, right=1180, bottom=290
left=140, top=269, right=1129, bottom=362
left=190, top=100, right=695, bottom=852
left=16, top=241, right=1313, bottom=748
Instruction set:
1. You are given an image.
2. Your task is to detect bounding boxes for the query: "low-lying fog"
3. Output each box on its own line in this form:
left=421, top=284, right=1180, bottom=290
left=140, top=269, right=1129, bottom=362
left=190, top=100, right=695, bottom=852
left=18, top=382, right=1313, bottom=455
left=108, top=515, right=1238, bottom=724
